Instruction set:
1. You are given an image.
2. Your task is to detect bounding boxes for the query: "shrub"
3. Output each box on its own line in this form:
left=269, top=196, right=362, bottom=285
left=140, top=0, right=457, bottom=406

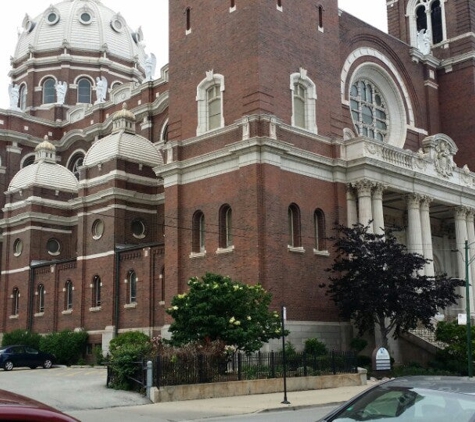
left=350, top=337, right=368, bottom=354
left=2, top=329, right=41, bottom=349
left=40, top=329, right=88, bottom=366
left=304, top=338, right=328, bottom=356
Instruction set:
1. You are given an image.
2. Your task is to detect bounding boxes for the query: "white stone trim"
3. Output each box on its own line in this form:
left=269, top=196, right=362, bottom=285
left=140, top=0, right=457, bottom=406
left=196, top=71, right=225, bottom=135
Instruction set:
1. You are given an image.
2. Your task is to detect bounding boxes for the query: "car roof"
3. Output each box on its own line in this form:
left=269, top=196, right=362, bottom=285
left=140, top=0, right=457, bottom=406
left=380, top=376, right=475, bottom=395
left=0, top=389, right=79, bottom=421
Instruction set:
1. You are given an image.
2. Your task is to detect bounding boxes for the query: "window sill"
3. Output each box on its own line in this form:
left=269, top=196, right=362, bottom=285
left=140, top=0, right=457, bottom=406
left=313, top=249, right=330, bottom=256
left=190, top=250, right=207, bottom=259
left=62, top=309, right=73, bottom=315
left=287, top=246, right=305, bottom=254
left=34, top=312, right=45, bottom=318
left=9, top=314, right=19, bottom=320
left=124, top=302, right=137, bottom=309
left=216, top=245, right=234, bottom=254
left=89, top=306, right=102, bottom=312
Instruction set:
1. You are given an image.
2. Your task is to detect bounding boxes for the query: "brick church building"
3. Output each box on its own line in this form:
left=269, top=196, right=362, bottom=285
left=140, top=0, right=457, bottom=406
left=0, top=0, right=473, bottom=359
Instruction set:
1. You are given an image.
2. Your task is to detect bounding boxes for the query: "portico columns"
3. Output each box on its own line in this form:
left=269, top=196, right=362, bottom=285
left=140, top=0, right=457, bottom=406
left=372, top=184, right=385, bottom=235
left=346, top=184, right=358, bottom=227
left=420, top=196, right=434, bottom=276
left=354, top=180, right=374, bottom=232
left=455, top=207, right=469, bottom=311
left=406, top=194, right=424, bottom=256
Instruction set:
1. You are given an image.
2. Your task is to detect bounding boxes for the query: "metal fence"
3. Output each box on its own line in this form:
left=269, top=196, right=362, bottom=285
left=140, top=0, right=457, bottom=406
left=153, top=350, right=357, bottom=388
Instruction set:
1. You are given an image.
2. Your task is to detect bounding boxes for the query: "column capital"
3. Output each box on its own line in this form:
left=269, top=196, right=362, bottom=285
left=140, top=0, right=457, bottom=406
left=405, top=193, right=422, bottom=209
left=455, top=206, right=469, bottom=220
left=353, top=179, right=374, bottom=197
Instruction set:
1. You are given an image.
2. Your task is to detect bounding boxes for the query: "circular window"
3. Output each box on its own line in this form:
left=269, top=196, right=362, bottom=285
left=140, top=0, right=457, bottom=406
left=46, top=12, right=59, bottom=25
left=47, top=238, right=61, bottom=255
left=13, top=239, right=23, bottom=257
left=92, top=219, right=104, bottom=240
left=131, top=219, right=146, bottom=239
left=79, top=12, right=92, bottom=25
left=111, top=19, right=123, bottom=32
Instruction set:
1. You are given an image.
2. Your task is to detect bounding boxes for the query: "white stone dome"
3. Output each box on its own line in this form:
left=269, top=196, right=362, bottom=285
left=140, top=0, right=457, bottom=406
left=83, top=105, right=163, bottom=168
left=14, top=0, right=147, bottom=69
left=8, top=139, right=79, bottom=193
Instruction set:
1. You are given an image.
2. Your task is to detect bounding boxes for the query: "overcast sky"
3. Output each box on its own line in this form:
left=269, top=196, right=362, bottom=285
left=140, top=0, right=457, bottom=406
left=0, top=0, right=387, bottom=108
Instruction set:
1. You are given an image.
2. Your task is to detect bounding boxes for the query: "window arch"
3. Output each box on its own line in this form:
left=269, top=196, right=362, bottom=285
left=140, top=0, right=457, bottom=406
left=290, top=68, right=317, bottom=133
left=314, top=209, right=326, bottom=251
left=43, top=78, right=56, bottom=104
left=77, top=78, right=92, bottom=103
left=192, top=210, right=205, bottom=253
left=408, top=0, right=446, bottom=48
left=37, top=284, right=45, bottom=313
left=65, top=280, right=73, bottom=310
left=22, top=154, right=35, bottom=168
left=288, top=203, right=301, bottom=248
left=92, top=275, right=101, bottom=307
left=196, top=71, right=225, bottom=135
left=12, top=288, right=20, bottom=316
left=219, top=204, right=233, bottom=249
left=67, top=151, right=85, bottom=180
left=128, top=270, right=137, bottom=304
left=19, top=84, right=27, bottom=110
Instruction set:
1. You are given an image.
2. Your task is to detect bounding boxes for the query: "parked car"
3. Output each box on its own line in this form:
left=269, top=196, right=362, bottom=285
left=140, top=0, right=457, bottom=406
left=317, top=376, right=475, bottom=421
left=0, top=388, right=79, bottom=421
left=0, top=345, right=55, bottom=371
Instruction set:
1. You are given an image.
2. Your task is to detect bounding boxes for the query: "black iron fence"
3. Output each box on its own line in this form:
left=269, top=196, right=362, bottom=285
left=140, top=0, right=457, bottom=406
left=153, top=350, right=357, bottom=387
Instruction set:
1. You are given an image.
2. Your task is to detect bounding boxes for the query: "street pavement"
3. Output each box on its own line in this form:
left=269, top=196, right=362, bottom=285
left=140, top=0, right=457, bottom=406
left=68, top=380, right=379, bottom=422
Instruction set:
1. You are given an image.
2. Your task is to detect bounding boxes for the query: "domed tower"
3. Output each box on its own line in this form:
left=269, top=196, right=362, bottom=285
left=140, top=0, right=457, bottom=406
left=8, top=0, right=151, bottom=117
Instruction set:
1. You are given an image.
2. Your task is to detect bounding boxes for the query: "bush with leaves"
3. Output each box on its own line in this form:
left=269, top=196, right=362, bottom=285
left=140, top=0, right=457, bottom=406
left=166, top=273, right=286, bottom=354
left=1, top=329, right=41, bottom=349
left=304, top=338, right=328, bottom=356
left=107, top=331, right=153, bottom=390
left=39, top=329, right=88, bottom=366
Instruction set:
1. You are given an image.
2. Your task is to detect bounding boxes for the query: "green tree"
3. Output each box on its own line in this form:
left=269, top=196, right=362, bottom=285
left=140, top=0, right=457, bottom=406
left=166, top=273, right=285, bottom=353
left=323, top=223, right=464, bottom=350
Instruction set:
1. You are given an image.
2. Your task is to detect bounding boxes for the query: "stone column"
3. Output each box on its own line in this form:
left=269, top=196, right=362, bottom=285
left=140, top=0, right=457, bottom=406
left=467, top=210, right=475, bottom=312
left=455, top=207, right=469, bottom=312
left=420, top=196, right=434, bottom=276
left=346, top=185, right=358, bottom=227
left=354, top=180, right=374, bottom=232
left=372, top=184, right=385, bottom=235
left=406, top=194, right=423, bottom=255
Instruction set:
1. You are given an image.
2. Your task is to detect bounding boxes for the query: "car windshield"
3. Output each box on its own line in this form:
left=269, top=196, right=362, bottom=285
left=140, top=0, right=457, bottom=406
left=331, top=386, right=475, bottom=422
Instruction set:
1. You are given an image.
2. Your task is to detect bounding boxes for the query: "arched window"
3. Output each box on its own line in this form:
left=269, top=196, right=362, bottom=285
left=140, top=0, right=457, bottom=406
left=128, top=270, right=137, bottom=304
left=314, top=209, right=326, bottom=251
left=350, top=80, right=388, bottom=142
left=67, top=152, right=85, bottom=180
left=290, top=68, right=317, bottom=133
left=409, top=0, right=446, bottom=48
left=77, top=78, right=92, bottom=103
left=186, top=7, right=191, bottom=33
left=288, top=203, right=301, bottom=248
left=192, top=211, right=205, bottom=253
left=92, top=275, right=101, bottom=307
left=196, top=71, right=225, bottom=135
left=318, top=5, right=324, bottom=30
left=12, top=288, right=20, bottom=316
left=219, top=204, right=233, bottom=249
left=22, top=155, right=35, bottom=168
left=37, top=284, right=45, bottom=313
left=19, top=84, right=27, bottom=110
left=43, top=78, right=55, bottom=104
left=65, top=280, right=73, bottom=310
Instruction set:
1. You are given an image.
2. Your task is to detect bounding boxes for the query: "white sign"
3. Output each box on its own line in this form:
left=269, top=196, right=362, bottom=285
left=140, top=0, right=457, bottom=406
left=459, top=313, right=467, bottom=325
left=282, top=306, right=287, bottom=321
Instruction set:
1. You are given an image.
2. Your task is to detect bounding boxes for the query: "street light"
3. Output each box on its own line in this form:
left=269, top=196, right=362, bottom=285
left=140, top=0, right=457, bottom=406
left=465, top=240, right=473, bottom=378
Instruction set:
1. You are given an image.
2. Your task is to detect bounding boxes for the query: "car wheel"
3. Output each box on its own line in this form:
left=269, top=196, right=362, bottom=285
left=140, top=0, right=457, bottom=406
left=4, top=361, right=13, bottom=371
left=43, top=359, right=53, bottom=369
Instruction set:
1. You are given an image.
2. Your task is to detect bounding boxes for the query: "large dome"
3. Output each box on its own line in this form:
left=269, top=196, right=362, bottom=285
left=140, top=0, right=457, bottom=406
left=13, top=0, right=147, bottom=68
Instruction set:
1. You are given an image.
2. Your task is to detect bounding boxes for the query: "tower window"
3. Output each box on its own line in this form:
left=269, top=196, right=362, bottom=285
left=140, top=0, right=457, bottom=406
left=192, top=211, right=205, bottom=253
left=196, top=71, right=225, bottom=135
left=37, top=284, right=45, bottom=313
left=65, top=280, right=73, bottom=310
left=290, top=68, right=318, bottom=133
left=92, top=276, right=101, bottom=307
left=43, top=78, right=55, bottom=104
left=77, top=78, right=92, bottom=104
left=288, top=203, right=301, bottom=248
left=186, top=7, right=191, bottom=33
left=318, top=5, right=323, bottom=29
left=219, top=205, right=233, bottom=249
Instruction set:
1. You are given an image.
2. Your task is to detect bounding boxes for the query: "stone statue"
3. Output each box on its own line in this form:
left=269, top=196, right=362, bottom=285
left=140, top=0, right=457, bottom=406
left=95, top=76, right=108, bottom=104
left=8, top=83, right=20, bottom=110
left=417, top=28, right=431, bottom=55
left=435, top=140, right=455, bottom=177
left=55, top=81, right=68, bottom=105
left=144, top=53, right=157, bottom=82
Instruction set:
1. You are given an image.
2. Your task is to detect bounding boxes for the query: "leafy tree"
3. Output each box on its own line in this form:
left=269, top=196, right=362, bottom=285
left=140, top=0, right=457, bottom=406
left=323, top=223, right=464, bottom=350
left=166, top=273, right=285, bottom=353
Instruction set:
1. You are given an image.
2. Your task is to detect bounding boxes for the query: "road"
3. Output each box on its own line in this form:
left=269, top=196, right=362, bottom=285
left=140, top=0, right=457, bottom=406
left=0, top=366, right=338, bottom=421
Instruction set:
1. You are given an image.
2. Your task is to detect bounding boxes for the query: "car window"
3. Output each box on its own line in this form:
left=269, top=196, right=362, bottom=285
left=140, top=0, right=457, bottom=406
left=11, top=346, right=25, bottom=354
left=25, top=347, right=39, bottom=355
